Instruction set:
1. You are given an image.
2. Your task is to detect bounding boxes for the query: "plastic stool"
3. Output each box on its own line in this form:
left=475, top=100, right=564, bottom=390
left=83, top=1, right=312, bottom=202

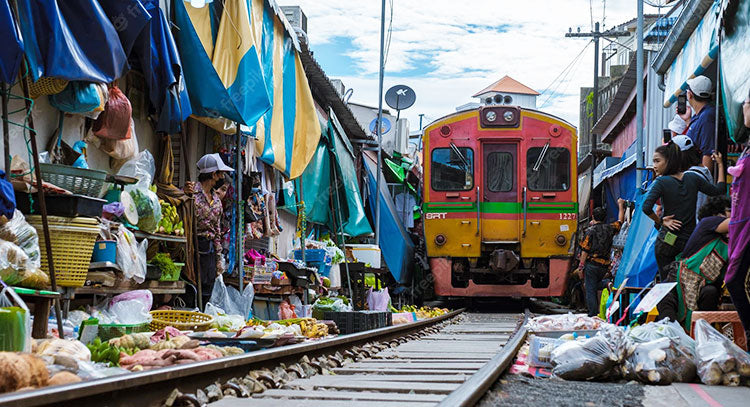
left=690, top=311, right=747, bottom=351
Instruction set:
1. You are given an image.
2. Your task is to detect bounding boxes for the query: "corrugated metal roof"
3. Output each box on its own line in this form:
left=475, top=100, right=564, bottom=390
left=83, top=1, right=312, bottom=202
left=472, top=75, right=540, bottom=97
left=652, top=0, right=715, bottom=74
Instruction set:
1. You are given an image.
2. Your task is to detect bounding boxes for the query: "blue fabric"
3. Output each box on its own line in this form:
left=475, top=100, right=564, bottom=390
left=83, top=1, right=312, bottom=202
left=97, top=0, right=151, bottom=56
left=48, top=82, right=101, bottom=113
left=615, top=190, right=659, bottom=288
left=15, top=0, right=128, bottom=82
left=686, top=105, right=716, bottom=155
left=363, top=154, right=414, bottom=284
left=0, top=171, right=16, bottom=219
left=0, top=1, right=23, bottom=84
left=130, top=0, right=191, bottom=133
left=603, top=166, right=636, bottom=223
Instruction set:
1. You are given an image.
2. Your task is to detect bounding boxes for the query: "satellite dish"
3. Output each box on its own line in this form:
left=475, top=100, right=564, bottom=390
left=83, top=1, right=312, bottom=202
left=385, top=85, right=416, bottom=111
left=369, top=117, right=392, bottom=135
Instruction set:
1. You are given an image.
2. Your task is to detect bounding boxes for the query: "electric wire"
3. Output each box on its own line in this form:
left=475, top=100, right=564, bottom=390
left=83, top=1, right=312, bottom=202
left=539, top=40, right=592, bottom=108
left=538, top=40, right=592, bottom=101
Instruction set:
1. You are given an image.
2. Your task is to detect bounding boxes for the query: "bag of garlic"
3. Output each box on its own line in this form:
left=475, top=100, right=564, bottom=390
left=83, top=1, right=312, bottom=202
left=622, top=337, right=696, bottom=385
left=693, top=319, right=750, bottom=386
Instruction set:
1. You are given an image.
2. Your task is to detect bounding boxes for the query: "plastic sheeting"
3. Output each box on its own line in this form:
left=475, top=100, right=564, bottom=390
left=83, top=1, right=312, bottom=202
left=0, top=1, right=23, bottom=84
left=299, top=139, right=331, bottom=226
left=98, top=0, right=151, bottom=57
left=614, top=189, right=659, bottom=288
left=720, top=0, right=750, bottom=140
left=363, top=151, right=414, bottom=285
left=15, top=0, right=128, bottom=82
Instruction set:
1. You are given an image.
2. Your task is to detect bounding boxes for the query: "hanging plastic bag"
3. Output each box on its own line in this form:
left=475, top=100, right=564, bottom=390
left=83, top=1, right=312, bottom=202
left=0, top=284, right=31, bottom=352
left=48, top=81, right=102, bottom=114
left=209, top=275, right=255, bottom=319
left=129, top=188, right=162, bottom=234
left=92, top=85, right=132, bottom=140
left=623, top=337, right=696, bottom=385
left=366, top=287, right=390, bottom=311
left=693, top=319, right=750, bottom=385
left=119, top=150, right=156, bottom=190
left=115, top=228, right=146, bottom=283
left=93, top=119, right=138, bottom=162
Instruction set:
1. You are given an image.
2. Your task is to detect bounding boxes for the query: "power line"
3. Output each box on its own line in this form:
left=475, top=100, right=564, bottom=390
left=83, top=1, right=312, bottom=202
left=539, top=42, right=591, bottom=108
left=538, top=40, right=592, bottom=104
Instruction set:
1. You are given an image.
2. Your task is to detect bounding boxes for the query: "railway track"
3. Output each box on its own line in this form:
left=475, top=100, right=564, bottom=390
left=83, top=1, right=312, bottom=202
left=0, top=310, right=527, bottom=407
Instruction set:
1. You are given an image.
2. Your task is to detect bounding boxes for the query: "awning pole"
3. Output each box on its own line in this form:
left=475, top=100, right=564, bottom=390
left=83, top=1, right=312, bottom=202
left=1, top=82, right=9, bottom=179
left=636, top=1, right=644, bottom=187
left=236, top=124, right=244, bottom=293
left=18, top=68, right=65, bottom=337
left=375, top=0, right=386, bottom=246
left=330, top=145, right=354, bottom=304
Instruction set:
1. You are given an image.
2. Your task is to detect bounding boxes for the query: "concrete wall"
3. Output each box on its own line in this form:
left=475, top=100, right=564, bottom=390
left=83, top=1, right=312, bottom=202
left=348, top=103, right=397, bottom=153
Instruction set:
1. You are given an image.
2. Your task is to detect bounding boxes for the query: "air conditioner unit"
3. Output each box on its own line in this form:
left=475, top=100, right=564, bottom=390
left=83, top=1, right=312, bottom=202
left=395, top=119, right=409, bottom=154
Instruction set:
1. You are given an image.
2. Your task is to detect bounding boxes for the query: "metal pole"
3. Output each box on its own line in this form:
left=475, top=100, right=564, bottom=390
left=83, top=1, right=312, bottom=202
left=235, top=124, right=243, bottom=292
left=589, top=22, right=600, bottom=215
left=1, top=82, right=9, bottom=180
left=18, top=69, right=65, bottom=337
left=636, top=1, right=644, bottom=186
left=330, top=154, right=354, bottom=304
left=375, top=0, right=386, bottom=246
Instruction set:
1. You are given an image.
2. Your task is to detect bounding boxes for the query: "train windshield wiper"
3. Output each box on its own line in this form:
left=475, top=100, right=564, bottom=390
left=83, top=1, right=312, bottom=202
left=449, top=142, right=470, bottom=172
left=532, top=142, right=550, bottom=172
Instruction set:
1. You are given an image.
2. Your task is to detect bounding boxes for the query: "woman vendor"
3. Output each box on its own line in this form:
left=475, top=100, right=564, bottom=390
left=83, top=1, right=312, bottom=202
left=187, top=153, right=233, bottom=308
left=656, top=196, right=731, bottom=327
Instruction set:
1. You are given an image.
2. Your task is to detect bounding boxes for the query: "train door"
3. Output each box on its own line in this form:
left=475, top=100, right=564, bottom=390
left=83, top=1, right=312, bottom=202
left=481, top=143, right=520, bottom=242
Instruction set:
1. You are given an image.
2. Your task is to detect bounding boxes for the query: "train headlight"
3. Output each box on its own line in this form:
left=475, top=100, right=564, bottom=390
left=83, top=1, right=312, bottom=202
left=485, top=111, right=497, bottom=122
left=503, top=111, right=514, bottom=122
left=435, top=234, right=447, bottom=246
left=555, top=234, right=567, bottom=247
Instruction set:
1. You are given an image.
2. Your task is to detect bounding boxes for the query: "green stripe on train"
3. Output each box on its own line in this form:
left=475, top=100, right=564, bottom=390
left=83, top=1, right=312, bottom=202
left=423, top=202, right=578, bottom=214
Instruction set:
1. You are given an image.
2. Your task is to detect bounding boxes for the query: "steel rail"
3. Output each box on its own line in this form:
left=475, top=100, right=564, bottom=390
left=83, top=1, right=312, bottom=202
left=437, top=309, right=530, bottom=407
left=0, top=309, right=464, bottom=407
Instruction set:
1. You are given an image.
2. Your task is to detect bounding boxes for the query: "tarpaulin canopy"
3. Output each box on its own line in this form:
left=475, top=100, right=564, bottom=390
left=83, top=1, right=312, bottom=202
left=0, top=1, right=23, bottom=84
left=662, top=0, right=720, bottom=107
left=129, top=0, right=192, bottom=133
left=251, top=0, right=321, bottom=179
left=614, top=189, right=659, bottom=288
left=720, top=0, right=750, bottom=140
left=299, top=133, right=332, bottom=226
left=173, top=0, right=271, bottom=127
left=98, top=0, right=151, bottom=57
left=15, top=0, right=128, bottom=82
left=364, top=151, right=414, bottom=285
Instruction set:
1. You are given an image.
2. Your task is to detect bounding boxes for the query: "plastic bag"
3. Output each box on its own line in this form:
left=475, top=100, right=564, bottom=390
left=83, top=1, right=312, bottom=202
left=0, top=285, right=31, bottom=352
left=107, top=300, right=151, bottom=324
left=115, top=228, right=146, bottom=283
left=119, top=150, right=156, bottom=190
left=96, top=119, right=137, bottom=161
left=129, top=188, right=162, bottom=234
left=48, top=81, right=102, bottom=113
left=0, top=210, right=41, bottom=269
left=693, top=319, right=750, bottom=385
left=550, top=335, right=621, bottom=381
left=627, top=319, right=696, bottom=357
left=92, top=85, right=132, bottom=140
left=366, top=287, right=390, bottom=311
left=208, top=275, right=255, bottom=319
left=204, top=303, right=246, bottom=331
left=110, top=290, right=153, bottom=311
left=623, top=337, right=696, bottom=385
left=526, top=313, right=604, bottom=332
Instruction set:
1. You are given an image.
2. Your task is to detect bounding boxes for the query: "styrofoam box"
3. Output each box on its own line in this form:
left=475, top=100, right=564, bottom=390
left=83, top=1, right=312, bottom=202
left=345, top=244, right=382, bottom=269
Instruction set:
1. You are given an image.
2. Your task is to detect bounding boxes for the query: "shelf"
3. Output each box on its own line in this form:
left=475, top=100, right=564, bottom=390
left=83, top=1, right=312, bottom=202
left=131, top=229, right=187, bottom=243
left=74, top=280, right=186, bottom=295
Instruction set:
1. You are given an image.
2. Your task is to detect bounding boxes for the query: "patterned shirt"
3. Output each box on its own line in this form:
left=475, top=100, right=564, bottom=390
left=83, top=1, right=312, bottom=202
left=580, top=221, right=622, bottom=266
left=194, top=183, right=224, bottom=273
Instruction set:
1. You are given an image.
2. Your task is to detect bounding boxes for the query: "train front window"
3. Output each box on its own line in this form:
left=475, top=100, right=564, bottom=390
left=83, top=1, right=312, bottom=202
left=527, top=147, right=570, bottom=191
left=486, top=152, right=513, bottom=192
left=431, top=147, right=474, bottom=191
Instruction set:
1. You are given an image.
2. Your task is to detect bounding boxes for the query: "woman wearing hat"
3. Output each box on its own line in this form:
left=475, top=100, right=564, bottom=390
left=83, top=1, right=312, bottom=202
left=186, top=153, right=234, bottom=308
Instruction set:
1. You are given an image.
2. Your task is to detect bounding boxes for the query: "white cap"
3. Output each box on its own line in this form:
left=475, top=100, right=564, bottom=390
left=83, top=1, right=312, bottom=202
left=671, top=135, right=694, bottom=151
left=197, top=153, right=234, bottom=174
left=686, top=75, right=712, bottom=99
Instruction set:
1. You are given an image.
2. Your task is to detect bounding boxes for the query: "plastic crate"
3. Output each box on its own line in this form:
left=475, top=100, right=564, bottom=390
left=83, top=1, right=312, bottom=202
left=16, top=193, right=106, bottom=218
left=293, top=249, right=329, bottom=263
left=323, top=311, right=390, bottom=334
left=39, top=163, right=107, bottom=197
left=528, top=335, right=564, bottom=368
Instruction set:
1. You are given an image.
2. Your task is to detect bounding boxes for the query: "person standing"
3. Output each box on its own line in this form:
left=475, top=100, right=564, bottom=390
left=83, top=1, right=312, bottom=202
left=642, top=142, right=725, bottom=281
left=577, top=198, right=626, bottom=317
left=668, top=75, right=716, bottom=170
left=673, top=135, right=714, bottom=220
left=187, top=153, right=234, bottom=308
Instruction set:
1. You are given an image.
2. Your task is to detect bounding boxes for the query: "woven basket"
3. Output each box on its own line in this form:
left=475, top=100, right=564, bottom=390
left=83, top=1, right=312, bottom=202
left=149, top=310, right=214, bottom=332
left=39, top=163, right=107, bottom=197
left=26, top=77, right=68, bottom=99
left=27, top=216, right=99, bottom=287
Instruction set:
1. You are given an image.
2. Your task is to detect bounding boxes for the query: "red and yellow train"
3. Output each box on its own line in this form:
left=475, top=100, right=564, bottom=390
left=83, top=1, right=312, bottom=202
left=422, top=105, right=578, bottom=298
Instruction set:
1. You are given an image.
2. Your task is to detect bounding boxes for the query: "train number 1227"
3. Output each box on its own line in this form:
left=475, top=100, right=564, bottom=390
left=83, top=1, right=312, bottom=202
left=559, top=213, right=576, bottom=220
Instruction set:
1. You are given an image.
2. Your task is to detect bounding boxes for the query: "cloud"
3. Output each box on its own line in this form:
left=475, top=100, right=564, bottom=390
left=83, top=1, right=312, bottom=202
left=280, top=0, right=664, bottom=129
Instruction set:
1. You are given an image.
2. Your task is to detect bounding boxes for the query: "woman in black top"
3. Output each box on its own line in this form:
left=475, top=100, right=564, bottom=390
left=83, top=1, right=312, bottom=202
left=642, top=142, right=725, bottom=281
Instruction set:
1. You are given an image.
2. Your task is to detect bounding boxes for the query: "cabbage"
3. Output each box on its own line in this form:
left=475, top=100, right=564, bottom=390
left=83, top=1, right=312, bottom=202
left=129, top=188, right=162, bottom=233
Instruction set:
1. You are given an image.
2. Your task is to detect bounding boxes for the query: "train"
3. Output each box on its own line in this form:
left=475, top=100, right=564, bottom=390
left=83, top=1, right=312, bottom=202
left=421, top=105, right=578, bottom=298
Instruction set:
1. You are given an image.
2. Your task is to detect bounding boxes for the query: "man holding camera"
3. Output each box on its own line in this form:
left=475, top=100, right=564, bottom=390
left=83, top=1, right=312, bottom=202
left=668, top=75, right=716, bottom=170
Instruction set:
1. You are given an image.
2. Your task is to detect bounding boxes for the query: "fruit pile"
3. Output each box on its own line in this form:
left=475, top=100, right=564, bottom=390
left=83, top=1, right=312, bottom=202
left=157, top=200, right=184, bottom=235
left=398, top=305, right=450, bottom=319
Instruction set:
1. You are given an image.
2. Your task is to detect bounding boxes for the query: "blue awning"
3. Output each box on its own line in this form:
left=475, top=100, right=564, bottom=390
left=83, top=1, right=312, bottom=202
left=593, top=141, right=638, bottom=189
left=0, top=1, right=23, bottom=84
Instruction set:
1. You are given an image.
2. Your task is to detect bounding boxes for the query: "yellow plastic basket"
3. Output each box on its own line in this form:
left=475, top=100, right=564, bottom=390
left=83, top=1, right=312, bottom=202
left=26, top=77, right=68, bottom=99
left=149, top=310, right=214, bottom=332
left=27, top=216, right=99, bottom=287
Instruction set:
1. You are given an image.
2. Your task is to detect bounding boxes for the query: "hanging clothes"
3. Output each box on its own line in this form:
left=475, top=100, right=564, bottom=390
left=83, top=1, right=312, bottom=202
left=0, top=1, right=23, bottom=83
left=15, top=0, right=128, bottom=82
left=394, top=192, right=416, bottom=229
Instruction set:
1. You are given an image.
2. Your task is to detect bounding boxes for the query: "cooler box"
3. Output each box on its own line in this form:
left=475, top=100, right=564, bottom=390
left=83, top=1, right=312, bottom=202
left=345, top=244, right=381, bottom=268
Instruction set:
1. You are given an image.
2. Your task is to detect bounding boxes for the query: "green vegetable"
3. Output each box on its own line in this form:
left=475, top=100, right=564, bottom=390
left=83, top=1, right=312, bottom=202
left=150, top=253, right=180, bottom=281
left=129, top=188, right=162, bottom=233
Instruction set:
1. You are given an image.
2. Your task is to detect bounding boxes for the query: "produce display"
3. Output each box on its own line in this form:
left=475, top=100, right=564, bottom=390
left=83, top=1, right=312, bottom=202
left=395, top=305, right=449, bottom=319
left=693, top=319, right=750, bottom=386
left=149, top=253, right=180, bottom=281
left=526, top=313, right=604, bottom=332
left=157, top=200, right=184, bottom=236
left=129, top=187, right=162, bottom=234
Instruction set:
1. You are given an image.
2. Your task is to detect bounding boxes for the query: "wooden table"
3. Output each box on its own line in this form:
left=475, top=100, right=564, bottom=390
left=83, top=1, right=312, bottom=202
left=14, top=287, right=61, bottom=339
left=75, top=279, right=186, bottom=295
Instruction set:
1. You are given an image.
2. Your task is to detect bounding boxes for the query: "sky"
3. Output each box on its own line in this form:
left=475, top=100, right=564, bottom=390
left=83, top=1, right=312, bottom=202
left=278, top=0, right=667, bottom=132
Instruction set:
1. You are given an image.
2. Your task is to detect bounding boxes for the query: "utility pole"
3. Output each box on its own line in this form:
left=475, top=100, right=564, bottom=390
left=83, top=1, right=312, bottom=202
left=636, top=1, right=644, bottom=187
left=566, top=22, right=628, bottom=217
left=375, top=0, right=386, bottom=246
